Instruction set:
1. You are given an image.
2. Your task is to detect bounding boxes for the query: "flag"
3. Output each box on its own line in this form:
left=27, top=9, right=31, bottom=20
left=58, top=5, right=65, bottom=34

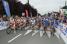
left=25, top=9, right=28, bottom=17
left=2, top=0, right=11, bottom=17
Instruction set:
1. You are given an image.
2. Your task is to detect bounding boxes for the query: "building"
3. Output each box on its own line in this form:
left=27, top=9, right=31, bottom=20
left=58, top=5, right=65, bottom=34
left=61, top=1, right=67, bottom=16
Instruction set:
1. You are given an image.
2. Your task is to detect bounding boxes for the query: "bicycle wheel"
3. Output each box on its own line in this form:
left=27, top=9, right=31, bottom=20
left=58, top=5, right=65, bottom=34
left=6, top=27, right=12, bottom=34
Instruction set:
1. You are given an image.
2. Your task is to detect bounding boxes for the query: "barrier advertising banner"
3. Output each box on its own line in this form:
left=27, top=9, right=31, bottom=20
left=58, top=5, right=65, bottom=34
left=2, top=0, right=11, bottom=17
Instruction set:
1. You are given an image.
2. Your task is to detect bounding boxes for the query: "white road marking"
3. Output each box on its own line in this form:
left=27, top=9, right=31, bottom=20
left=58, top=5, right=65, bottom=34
left=24, top=30, right=32, bottom=36
left=54, top=33, right=60, bottom=39
left=40, top=31, right=44, bottom=37
left=46, top=31, right=51, bottom=38
left=32, top=30, right=38, bottom=36
left=8, top=34, right=22, bottom=43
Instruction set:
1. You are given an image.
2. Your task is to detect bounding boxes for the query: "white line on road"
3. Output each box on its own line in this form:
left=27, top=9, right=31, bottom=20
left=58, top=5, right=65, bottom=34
left=8, top=34, right=22, bottom=43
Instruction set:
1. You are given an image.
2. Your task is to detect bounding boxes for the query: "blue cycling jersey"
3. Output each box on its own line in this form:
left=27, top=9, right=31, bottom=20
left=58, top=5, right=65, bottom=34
left=53, top=20, right=59, bottom=28
left=51, top=21, right=54, bottom=26
left=43, top=19, right=49, bottom=27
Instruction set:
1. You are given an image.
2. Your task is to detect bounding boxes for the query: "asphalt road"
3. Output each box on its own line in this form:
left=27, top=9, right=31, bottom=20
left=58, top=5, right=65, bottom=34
left=0, top=29, right=65, bottom=44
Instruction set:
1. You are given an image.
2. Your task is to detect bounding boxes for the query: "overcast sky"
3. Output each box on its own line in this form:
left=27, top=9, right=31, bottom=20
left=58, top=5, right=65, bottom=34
left=17, top=0, right=66, bottom=15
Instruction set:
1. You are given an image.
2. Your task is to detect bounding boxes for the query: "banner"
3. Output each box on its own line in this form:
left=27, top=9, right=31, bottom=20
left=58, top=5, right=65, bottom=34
left=60, top=27, right=67, bottom=37
left=2, top=0, right=11, bottom=17
left=59, top=23, right=67, bottom=44
left=0, top=21, right=9, bottom=30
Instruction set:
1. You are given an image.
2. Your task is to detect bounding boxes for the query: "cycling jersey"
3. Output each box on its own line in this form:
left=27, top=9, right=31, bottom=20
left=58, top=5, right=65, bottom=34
left=43, top=18, right=49, bottom=27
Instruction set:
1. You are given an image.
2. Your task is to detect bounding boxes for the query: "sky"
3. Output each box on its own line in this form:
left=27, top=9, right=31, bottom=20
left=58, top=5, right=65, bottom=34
left=17, top=0, right=66, bottom=15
